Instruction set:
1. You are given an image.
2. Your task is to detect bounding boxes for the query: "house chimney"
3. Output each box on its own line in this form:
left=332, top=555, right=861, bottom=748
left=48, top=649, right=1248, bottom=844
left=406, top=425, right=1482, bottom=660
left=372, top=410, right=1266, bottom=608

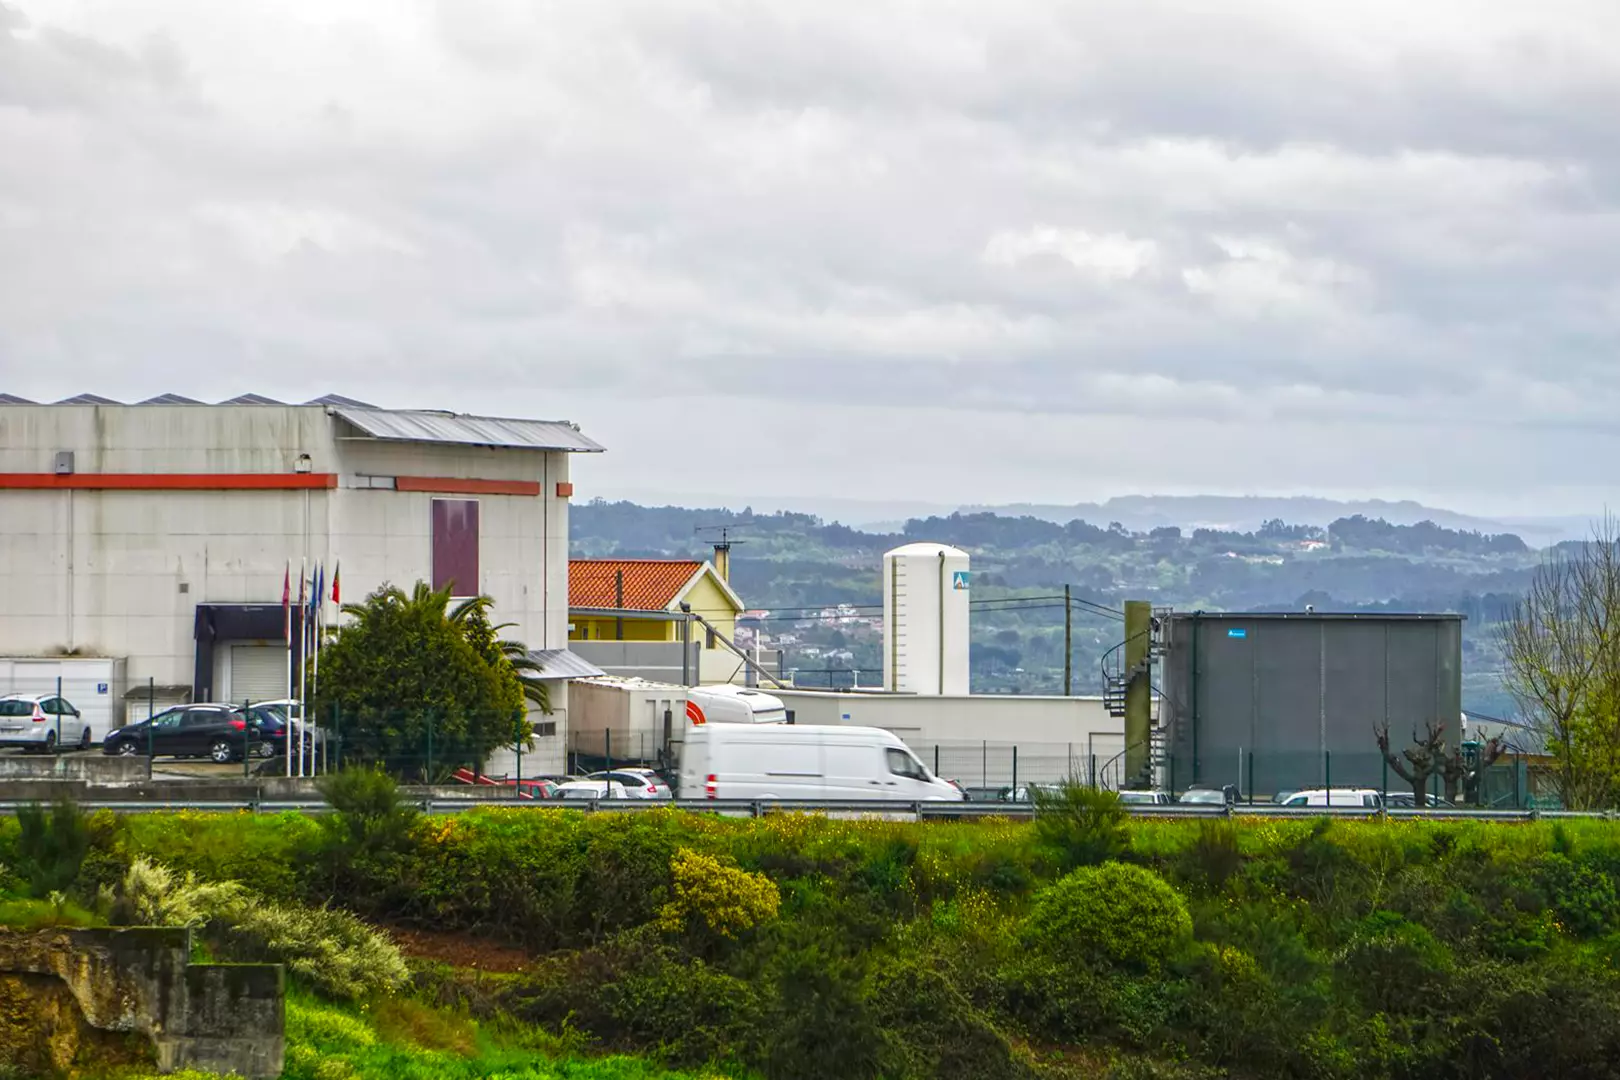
left=713, top=543, right=731, bottom=583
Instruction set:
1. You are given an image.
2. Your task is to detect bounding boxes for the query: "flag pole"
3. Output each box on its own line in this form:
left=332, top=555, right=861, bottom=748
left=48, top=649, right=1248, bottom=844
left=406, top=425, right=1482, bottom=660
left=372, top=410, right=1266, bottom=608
left=297, top=557, right=307, bottom=779
left=283, top=560, right=293, bottom=781
left=310, top=563, right=322, bottom=776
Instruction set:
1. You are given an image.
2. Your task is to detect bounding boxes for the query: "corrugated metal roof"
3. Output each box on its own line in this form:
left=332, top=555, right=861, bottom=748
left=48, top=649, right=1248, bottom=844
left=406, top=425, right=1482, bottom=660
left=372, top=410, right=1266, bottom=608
left=0, top=393, right=35, bottom=404
left=56, top=393, right=120, bottom=405
left=305, top=393, right=377, bottom=408
left=526, top=648, right=608, bottom=680
left=220, top=393, right=284, bottom=405
left=333, top=406, right=605, bottom=453
left=139, top=393, right=202, bottom=405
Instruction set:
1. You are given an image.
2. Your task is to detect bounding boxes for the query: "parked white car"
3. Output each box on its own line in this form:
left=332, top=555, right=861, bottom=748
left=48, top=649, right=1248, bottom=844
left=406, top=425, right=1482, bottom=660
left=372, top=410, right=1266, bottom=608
left=554, top=779, right=632, bottom=800
left=0, top=694, right=92, bottom=753
left=1280, top=788, right=1383, bottom=808
left=586, top=768, right=672, bottom=799
left=680, top=723, right=964, bottom=802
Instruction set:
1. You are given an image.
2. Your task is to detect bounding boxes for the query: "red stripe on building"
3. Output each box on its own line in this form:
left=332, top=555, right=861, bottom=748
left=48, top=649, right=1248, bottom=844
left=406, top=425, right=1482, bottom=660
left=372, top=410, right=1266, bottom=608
left=0, top=473, right=338, bottom=490
left=394, top=476, right=541, bottom=496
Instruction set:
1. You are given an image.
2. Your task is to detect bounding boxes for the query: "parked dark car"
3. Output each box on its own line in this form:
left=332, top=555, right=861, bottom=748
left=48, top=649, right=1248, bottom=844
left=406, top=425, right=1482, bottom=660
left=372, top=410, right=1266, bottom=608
left=242, top=707, right=317, bottom=760
left=102, top=704, right=262, bottom=763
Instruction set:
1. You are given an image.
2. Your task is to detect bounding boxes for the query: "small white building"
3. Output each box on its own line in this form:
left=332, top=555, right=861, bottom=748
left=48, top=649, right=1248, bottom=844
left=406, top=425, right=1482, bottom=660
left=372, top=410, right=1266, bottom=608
left=0, top=394, right=604, bottom=768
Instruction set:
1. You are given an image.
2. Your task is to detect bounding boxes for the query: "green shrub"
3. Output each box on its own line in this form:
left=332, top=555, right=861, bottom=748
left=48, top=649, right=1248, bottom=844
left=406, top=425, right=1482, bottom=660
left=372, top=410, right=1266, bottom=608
left=1032, top=783, right=1128, bottom=870
left=872, top=961, right=1030, bottom=1080
left=217, top=898, right=409, bottom=1001
left=1339, top=910, right=1454, bottom=1015
left=122, top=810, right=320, bottom=901
left=603, top=949, right=763, bottom=1068
left=102, top=856, right=405, bottom=1001
left=656, top=848, right=779, bottom=947
left=0, top=894, right=100, bottom=930
left=1180, top=819, right=1242, bottom=890
left=314, top=768, right=421, bottom=904
left=14, top=800, right=90, bottom=898
left=1540, top=854, right=1620, bottom=938
left=108, top=857, right=250, bottom=927
left=753, top=925, right=885, bottom=1080
left=1023, top=862, right=1193, bottom=974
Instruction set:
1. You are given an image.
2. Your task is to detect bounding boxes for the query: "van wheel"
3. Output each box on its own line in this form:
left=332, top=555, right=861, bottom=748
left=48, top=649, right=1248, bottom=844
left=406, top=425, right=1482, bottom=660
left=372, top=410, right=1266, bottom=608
left=209, top=739, right=234, bottom=764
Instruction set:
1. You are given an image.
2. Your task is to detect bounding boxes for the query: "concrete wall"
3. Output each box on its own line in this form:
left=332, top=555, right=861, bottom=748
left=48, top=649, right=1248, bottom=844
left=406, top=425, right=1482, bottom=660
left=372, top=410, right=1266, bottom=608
left=572, top=641, right=701, bottom=685
left=0, top=927, right=283, bottom=1078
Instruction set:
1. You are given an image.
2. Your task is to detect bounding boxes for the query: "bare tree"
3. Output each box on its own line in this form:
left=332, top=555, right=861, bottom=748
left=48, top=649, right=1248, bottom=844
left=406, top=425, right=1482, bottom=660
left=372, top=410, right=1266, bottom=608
left=1441, top=735, right=1506, bottom=806
left=1375, top=720, right=1448, bottom=807
left=1497, top=519, right=1620, bottom=810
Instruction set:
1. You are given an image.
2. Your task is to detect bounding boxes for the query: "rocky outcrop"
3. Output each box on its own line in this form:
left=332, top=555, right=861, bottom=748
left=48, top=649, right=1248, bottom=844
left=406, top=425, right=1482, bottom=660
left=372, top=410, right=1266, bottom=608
left=0, top=926, right=283, bottom=1077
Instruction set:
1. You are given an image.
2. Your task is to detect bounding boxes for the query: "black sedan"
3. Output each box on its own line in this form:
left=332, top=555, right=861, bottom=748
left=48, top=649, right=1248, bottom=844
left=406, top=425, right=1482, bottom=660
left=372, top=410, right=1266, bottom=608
left=103, top=705, right=265, bottom=764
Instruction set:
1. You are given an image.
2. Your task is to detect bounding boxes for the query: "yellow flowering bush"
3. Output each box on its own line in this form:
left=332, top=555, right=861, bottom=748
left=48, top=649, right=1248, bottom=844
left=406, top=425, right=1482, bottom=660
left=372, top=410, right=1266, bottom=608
left=657, top=848, right=780, bottom=940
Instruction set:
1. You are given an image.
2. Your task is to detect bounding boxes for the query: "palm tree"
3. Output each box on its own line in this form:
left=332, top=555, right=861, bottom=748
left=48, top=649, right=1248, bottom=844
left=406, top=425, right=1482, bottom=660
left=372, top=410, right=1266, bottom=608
left=339, top=584, right=551, bottom=713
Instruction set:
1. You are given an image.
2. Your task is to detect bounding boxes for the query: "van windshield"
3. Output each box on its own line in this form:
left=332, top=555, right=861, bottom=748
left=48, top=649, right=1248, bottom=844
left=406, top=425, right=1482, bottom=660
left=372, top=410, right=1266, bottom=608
left=885, top=748, right=928, bottom=780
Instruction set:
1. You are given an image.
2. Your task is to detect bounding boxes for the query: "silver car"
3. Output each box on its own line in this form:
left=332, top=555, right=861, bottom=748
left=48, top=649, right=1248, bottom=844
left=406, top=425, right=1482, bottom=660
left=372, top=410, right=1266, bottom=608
left=586, top=768, right=672, bottom=799
left=1118, top=789, right=1174, bottom=806
left=0, top=694, right=92, bottom=753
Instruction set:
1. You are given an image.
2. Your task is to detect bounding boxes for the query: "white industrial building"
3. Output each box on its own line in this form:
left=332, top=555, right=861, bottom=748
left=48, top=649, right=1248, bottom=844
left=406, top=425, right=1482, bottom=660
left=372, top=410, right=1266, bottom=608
left=0, top=393, right=603, bottom=770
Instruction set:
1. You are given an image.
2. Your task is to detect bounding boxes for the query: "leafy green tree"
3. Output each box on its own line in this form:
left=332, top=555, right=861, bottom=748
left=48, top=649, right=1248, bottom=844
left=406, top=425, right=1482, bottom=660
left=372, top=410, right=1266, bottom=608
left=311, top=582, right=532, bottom=777
left=1498, top=522, right=1620, bottom=808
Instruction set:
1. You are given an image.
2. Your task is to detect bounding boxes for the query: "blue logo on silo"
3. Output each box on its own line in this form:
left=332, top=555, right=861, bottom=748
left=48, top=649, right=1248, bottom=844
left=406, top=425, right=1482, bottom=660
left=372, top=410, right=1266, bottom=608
left=952, top=571, right=970, bottom=590
left=1228, top=628, right=1247, bottom=639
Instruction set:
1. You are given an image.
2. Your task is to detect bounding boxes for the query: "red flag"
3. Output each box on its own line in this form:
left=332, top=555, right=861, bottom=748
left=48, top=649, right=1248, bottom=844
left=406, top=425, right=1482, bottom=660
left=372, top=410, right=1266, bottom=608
left=281, top=562, right=291, bottom=641
left=331, top=561, right=340, bottom=605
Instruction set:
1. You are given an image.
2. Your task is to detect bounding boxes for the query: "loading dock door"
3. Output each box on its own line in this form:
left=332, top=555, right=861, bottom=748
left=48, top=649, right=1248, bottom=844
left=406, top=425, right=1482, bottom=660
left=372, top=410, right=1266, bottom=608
left=229, top=645, right=288, bottom=705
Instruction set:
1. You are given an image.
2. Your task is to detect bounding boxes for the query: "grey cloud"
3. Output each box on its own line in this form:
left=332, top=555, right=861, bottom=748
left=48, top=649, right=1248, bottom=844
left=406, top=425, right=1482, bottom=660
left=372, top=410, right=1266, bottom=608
left=2, top=1, right=1619, bottom=512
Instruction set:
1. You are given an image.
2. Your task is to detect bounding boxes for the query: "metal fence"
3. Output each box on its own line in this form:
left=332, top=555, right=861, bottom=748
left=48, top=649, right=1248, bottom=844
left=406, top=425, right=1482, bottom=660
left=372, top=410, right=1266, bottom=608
left=2, top=677, right=1567, bottom=811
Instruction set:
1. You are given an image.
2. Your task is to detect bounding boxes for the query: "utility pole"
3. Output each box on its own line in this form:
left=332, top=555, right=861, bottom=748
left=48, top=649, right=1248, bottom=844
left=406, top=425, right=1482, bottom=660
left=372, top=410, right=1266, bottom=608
left=1063, top=584, right=1072, bottom=696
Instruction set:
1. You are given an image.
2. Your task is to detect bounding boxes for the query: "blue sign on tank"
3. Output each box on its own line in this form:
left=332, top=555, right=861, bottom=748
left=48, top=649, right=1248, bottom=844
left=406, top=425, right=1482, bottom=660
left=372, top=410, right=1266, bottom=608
left=1227, top=628, right=1247, bottom=638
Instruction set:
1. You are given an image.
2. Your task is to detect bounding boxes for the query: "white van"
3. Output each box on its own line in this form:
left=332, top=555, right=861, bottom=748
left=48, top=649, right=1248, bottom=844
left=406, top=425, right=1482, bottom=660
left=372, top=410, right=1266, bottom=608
left=679, top=723, right=964, bottom=802
left=1280, top=788, right=1383, bottom=809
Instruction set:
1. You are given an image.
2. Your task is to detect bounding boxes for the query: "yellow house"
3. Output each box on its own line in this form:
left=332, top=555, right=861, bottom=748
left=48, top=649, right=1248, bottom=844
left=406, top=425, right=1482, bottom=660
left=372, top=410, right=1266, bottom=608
left=569, top=558, right=744, bottom=650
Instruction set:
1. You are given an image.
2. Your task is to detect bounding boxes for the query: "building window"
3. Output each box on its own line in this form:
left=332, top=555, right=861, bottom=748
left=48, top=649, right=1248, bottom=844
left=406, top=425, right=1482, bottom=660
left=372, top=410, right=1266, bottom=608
left=431, top=499, right=480, bottom=596
left=533, top=720, right=557, bottom=738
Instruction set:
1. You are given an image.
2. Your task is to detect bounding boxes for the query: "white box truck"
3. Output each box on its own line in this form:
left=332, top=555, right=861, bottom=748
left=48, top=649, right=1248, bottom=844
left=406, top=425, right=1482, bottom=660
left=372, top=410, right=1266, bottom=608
left=679, top=722, right=964, bottom=802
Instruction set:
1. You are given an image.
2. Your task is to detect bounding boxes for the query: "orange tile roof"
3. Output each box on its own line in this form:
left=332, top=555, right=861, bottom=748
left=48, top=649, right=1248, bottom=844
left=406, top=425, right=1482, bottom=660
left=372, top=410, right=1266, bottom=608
left=569, top=559, right=702, bottom=611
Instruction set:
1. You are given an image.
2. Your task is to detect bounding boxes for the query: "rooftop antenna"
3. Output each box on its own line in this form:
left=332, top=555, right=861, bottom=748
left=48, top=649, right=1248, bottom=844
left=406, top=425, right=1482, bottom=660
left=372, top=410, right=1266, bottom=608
left=695, top=524, right=747, bottom=584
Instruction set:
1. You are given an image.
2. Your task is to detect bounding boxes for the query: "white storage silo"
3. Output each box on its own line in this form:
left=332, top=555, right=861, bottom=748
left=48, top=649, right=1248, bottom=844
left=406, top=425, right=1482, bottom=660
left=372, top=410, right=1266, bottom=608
left=883, top=543, right=970, bottom=695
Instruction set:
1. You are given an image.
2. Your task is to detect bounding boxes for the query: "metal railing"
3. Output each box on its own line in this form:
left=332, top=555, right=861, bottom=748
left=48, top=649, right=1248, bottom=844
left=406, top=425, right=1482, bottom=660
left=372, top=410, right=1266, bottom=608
left=2, top=797, right=1615, bottom=822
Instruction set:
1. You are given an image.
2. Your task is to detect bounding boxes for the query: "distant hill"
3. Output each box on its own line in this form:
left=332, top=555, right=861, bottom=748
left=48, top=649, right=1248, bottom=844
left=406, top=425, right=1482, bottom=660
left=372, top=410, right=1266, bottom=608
left=594, top=490, right=1593, bottom=544
left=962, top=495, right=1585, bottom=546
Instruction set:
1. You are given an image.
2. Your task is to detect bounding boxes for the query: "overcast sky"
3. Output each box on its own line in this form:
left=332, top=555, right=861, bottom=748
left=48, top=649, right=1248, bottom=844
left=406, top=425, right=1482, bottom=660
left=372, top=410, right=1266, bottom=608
left=3, top=1, right=1620, bottom=517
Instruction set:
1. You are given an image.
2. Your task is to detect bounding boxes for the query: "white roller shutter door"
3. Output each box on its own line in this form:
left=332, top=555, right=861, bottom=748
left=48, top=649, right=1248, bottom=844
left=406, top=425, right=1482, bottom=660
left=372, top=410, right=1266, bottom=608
left=229, top=645, right=289, bottom=705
